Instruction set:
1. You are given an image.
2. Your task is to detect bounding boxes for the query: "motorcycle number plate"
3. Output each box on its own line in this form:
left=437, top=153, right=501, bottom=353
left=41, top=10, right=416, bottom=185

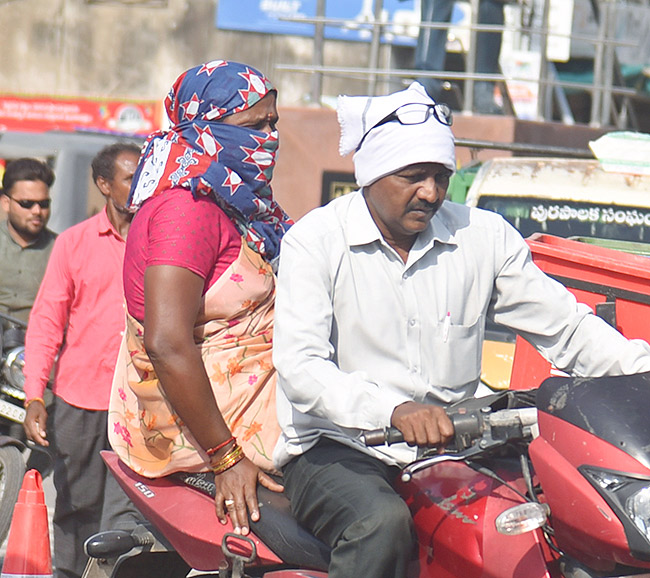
left=0, top=399, right=25, bottom=423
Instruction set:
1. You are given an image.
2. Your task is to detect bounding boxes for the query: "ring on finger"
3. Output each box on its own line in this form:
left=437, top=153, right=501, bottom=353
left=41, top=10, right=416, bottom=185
left=224, top=499, right=235, bottom=507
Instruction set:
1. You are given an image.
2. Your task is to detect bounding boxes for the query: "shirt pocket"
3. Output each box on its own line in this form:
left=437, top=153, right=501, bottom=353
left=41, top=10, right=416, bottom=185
left=428, top=314, right=484, bottom=389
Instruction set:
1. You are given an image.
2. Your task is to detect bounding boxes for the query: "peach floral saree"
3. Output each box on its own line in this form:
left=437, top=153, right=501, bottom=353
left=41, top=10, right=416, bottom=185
left=108, top=241, right=281, bottom=477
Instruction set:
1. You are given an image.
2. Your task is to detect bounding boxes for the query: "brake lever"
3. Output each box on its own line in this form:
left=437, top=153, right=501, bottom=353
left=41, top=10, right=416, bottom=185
left=401, top=414, right=531, bottom=482
left=400, top=441, right=495, bottom=482
left=360, top=425, right=507, bottom=483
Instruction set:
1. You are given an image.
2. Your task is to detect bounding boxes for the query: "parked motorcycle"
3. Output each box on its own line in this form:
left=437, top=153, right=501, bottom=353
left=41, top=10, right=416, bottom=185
left=0, top=311, right=52, bottom=545
left=83, top=372, right=650, bottom=578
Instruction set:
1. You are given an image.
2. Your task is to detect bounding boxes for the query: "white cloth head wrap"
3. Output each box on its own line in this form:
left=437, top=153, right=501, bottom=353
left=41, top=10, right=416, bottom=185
left=337, top=82, right=456, bottom=187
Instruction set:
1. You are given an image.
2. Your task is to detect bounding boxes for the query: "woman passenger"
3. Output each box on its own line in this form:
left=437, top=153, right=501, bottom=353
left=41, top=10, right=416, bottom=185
left=108, top=60, right=291, bottom=536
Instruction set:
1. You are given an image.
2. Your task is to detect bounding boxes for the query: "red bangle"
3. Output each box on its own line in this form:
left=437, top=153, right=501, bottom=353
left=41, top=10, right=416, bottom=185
left=206, top=436, right=236, bottom=457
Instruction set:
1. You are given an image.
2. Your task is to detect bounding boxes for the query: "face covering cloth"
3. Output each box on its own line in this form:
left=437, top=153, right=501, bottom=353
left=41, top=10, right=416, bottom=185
left=128, top=60, right=292, bottom=261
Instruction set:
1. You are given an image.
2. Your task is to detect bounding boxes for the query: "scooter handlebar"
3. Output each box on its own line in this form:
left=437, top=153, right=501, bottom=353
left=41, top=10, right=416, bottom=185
left=361, top=427, right=405, bottom=446
left=361, top=411, right=477, bottom=447
left=361, top=407, right=537, bottom=448
left=361, top=420, right=467, bottom=447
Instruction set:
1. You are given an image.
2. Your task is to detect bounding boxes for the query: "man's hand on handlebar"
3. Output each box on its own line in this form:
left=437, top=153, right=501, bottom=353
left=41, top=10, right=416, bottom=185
left=390, top=401, right=454, bottom=449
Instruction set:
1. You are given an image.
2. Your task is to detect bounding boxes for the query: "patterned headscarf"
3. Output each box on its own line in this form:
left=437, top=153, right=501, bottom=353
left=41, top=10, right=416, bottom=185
left=128, top=60, right=292, bottom=261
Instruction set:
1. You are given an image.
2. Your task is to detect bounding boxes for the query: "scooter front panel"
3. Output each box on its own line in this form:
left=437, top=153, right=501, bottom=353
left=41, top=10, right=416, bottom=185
left=399, top=460, right=550, bottom=577
left=531, top=416, right=650, bottom=572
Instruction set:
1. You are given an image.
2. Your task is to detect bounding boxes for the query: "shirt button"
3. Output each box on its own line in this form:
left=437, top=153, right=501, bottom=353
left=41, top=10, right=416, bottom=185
left=409, top=319, right=416, bottom=327
left=402, top=273, right=408, bottom=280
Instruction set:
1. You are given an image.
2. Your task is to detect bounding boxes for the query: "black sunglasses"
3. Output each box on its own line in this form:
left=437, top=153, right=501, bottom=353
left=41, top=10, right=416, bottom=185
left=9, top=197, right=51, bottom=210
left=357, top=102, right=453, bottom=151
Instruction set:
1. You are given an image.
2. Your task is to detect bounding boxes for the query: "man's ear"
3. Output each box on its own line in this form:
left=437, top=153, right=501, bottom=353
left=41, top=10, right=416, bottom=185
left=95, top=177, right=111, bottom=198
left=0, top=193, right=9, bottom=213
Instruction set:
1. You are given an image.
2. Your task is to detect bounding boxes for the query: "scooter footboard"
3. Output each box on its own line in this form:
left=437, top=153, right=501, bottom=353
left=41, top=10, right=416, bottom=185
left=101, top=450, right=283, bottom=571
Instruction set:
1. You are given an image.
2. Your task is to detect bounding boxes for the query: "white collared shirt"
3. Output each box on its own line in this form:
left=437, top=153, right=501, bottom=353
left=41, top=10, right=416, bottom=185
left=273, top=191, right=650, bottom=467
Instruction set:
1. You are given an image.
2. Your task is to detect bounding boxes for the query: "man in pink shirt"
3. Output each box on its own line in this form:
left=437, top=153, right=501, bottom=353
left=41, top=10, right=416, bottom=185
left=22, top=142, right=142, bottom=578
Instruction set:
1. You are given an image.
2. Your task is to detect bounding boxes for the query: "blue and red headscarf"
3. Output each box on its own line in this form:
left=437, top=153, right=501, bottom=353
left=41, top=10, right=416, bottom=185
left=128, top=60, right=292, bottom=261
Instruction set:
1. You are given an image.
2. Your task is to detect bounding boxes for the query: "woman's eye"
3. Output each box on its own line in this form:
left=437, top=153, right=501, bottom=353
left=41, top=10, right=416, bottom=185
left=251, top=120, right=276, bottom=132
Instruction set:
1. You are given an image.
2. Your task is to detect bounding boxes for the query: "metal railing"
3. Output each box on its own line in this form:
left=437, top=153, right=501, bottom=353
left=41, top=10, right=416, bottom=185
left=275, top=0, right=649, bottom=129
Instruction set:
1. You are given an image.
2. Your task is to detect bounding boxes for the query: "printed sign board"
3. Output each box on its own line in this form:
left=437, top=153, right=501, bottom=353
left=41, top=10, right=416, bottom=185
left=216, top=0, right=421, bottom=45
left=0, top=94, right=162, bottom=136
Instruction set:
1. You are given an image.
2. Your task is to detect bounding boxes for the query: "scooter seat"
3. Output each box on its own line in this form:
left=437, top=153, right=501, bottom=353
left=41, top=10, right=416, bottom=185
left=174, top=471, right=331, bottom=571
left=102, top=451, right=331, bottom=572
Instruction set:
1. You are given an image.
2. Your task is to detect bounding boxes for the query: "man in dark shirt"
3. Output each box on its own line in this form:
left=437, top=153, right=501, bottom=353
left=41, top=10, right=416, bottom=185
left=0, top=158, right=57, bottom=322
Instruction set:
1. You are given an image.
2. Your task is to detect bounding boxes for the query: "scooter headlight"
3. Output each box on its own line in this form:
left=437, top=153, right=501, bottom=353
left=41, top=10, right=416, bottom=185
left=627, top=486, right=650, bottom=541
left=2, top=346, right=26, bottom=392
left=581, top=466, right=650, bottom=560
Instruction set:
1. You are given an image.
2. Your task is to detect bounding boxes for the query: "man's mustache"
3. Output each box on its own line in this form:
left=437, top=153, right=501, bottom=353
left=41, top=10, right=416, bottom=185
left=408, top=200, right=441, bottom=213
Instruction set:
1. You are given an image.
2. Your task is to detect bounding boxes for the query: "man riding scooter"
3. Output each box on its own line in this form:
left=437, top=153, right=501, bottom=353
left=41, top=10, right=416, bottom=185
left=271, top=81, right=650, bottom=578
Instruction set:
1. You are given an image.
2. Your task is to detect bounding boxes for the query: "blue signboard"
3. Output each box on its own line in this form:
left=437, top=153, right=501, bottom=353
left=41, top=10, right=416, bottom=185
left=216, top=0, right=419, bottom=46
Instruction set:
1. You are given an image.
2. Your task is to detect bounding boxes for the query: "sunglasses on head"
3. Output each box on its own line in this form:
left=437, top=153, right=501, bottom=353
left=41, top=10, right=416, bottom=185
left=357, top=102, right=453, bottom=151
left=9, top=197, right=51, bottom=210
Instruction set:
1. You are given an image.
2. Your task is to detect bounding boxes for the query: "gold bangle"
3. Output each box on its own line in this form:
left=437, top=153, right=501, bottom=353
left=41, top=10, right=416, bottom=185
left=211, top=444, right=245, bottom=475
left=211, top=444, right=243, bottom=471
left=208, top=441, right=241, bottom=468
left=212, top=451, right=244, bottom=476
left=24, top=398, right=45, bottom=410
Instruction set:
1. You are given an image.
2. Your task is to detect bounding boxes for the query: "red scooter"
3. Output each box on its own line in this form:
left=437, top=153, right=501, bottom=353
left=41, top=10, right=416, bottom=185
left=83, top=372, right=650, bottom=578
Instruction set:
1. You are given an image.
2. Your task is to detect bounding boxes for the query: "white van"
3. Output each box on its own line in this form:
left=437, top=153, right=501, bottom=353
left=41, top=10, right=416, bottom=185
left=464, top=157, right=650, bottom=389
left=465, top=157, right=650, bottom=243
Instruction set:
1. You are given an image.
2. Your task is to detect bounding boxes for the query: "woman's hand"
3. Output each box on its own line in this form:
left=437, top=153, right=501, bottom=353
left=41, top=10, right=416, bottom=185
left=213, top=457, right=284, bottom=535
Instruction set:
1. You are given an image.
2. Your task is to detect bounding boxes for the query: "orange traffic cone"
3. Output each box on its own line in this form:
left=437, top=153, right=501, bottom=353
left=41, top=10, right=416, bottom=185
left=1, top=469, right=52, bottom=578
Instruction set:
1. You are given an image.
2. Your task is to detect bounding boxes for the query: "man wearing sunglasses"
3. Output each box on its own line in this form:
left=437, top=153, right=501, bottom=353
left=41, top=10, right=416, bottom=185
left=0, top=158, right=57, bottom=322
left=272, top=82, right=650, bottom=577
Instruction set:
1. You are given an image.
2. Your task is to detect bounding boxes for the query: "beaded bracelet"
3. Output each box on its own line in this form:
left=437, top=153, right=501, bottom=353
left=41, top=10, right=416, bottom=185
left=211, top=443, right=245, bottom=475
left=24, top=398, right=45, bottom=410
left=206, top=436, right=236, bottom=457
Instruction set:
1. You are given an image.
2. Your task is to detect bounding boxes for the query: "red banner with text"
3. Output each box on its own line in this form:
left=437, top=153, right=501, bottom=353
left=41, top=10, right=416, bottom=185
left=0, top=94, right=162, bottom=136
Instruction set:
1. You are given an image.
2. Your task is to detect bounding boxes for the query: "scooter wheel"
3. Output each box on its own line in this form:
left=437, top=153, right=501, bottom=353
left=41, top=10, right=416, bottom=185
left=0, top=445, right=26, bottom=546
